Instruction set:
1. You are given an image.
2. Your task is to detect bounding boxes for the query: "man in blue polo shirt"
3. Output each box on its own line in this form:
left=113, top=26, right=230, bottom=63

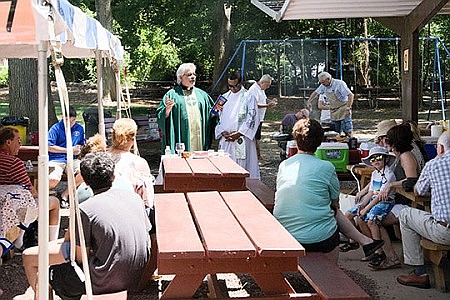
left=48, top=106, right=85, bottom=193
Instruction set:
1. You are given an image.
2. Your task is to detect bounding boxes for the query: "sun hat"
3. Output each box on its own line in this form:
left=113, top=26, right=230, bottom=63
left=376, top=120, right=397, bottom=138
left=361, top=146, right=393, bottom=166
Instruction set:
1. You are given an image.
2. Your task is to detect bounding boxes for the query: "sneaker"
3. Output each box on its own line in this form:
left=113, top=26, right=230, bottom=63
left=362, top=239, right=384, bottom=260
left=0, top=237, right=14, bottom=257
left=60, top=200, right=70, bottom=209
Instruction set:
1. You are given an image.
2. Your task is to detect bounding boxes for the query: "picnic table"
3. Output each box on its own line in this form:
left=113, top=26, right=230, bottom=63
left=394, top=186, right=431, bottom=211
left=154, top=190, right=305, bottom=299
left=161, top=156, right=249, bottom=193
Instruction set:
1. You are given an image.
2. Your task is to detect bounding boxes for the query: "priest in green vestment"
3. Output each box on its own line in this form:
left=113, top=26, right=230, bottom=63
left=157, top=63, right=215, bottom=154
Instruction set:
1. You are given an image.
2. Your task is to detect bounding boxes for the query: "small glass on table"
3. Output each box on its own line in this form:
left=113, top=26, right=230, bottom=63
left=175, top=143, right=185, bottom=157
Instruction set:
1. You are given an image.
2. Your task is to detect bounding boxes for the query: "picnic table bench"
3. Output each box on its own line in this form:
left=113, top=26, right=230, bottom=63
left=298, top=252, right=370, bottom=300
left=154, top=190, right=305, bottom=299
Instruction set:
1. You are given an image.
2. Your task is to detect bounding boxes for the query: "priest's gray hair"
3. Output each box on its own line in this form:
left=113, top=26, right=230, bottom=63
left=176, top=63, right=196, bottom=85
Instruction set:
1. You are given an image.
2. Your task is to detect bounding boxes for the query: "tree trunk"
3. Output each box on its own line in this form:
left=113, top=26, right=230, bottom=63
left=95, top=0, right=117, bottom=102
left=212, top=1, right=232, bottom=94
left=361, top=18, right=371, bottom=87
left=8, top=59, right=57, bottom=137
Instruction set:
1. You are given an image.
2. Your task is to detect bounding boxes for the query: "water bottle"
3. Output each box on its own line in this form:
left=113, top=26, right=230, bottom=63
left=165, top=146, right=171, bottom=156
left=25, top=160, right=33, bottom=171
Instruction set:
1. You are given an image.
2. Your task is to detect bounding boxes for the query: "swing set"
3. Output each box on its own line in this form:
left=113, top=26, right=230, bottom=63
left=211, top=37, right=450, bottom=120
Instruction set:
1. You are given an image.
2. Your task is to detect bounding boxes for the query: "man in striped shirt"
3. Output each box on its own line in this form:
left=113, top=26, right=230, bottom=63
left=0, top=126, right=60, bottom=242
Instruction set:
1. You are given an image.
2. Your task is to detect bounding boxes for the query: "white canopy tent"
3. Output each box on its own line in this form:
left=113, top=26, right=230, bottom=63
left=0, top=0, right=123, bottom=298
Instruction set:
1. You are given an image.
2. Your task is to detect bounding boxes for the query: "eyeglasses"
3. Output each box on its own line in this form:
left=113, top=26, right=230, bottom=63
left=370, top=155, right=384, bottom=163
left=183, top=72, right=196, bottom=77
left=228, top=83, right=241, bottom=89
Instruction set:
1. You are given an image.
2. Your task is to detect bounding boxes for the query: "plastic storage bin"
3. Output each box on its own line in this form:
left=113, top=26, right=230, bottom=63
left=0, top=116, right=29, bottom=144
left=315, top=142, right=349, bottom=172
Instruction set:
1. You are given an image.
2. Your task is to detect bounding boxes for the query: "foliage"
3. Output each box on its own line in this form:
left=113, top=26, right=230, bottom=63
left=50, top=0, right=450, bottom=88
left=0, top=66, right=8, bottom=86
left=127, top=26, right=181, bottom=81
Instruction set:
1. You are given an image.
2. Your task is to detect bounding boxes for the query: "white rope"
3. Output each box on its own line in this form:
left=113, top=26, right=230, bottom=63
left=48, top=19, right=93, bottom=299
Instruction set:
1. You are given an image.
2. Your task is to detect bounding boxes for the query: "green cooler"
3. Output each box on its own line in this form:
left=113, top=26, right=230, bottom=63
left=315, top=142, right=349, bottom=172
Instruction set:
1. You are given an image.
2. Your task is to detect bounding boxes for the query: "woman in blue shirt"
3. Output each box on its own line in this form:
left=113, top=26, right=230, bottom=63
left=274, top=118, right=340, bottom=261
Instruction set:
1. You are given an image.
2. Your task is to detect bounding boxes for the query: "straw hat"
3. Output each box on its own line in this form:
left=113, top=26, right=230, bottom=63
left=361, top=146, right=394, bottom=166
left=376, top=119, right=397, bottom=137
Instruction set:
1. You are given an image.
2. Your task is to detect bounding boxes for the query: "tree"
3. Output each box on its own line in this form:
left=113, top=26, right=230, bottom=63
left=212, top=1, right=233, bottom=91
left=8, top=59, right=57, bottom=135
left=95, top=0, right=118, bottom=103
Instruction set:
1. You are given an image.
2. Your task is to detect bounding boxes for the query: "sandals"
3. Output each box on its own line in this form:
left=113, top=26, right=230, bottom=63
left=0, top=237, right=14, bottom=257
left=339, top=242, right=360, bottom=252
left=368, top=252, right=386, bottom=267
left=369, top=257, right=401, bottom=270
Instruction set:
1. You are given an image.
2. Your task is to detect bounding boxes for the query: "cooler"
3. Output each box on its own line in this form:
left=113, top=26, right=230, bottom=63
left=0, top=116, right=29, bottom=144
left=315, top=142, right=349, bottom=172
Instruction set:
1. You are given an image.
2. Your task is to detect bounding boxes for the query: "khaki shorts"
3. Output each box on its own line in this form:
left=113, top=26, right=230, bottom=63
left=48, top=160, right=81, bottom=181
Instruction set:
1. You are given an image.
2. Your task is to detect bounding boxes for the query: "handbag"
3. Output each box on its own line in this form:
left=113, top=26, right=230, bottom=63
left=402, top=177, right=418, bottom=192
left=49, top=261, right=86, bottom=299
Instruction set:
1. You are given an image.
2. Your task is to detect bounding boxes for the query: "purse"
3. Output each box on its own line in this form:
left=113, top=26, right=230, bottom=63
left=402, top=177, right=418, bottom=192
left=49, top=261, right=86, bottom=299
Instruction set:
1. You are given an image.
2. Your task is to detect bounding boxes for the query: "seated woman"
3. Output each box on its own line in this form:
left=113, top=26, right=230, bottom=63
left=273, top=118, right=384, bottom=263
left=108, top=118, right=154, bottom=209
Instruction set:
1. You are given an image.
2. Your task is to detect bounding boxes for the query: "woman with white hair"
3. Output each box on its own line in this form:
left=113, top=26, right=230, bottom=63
left=157, top=63, right=215, bottom=153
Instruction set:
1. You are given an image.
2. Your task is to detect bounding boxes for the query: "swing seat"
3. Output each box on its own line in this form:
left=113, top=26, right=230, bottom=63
left=80, top=290, right=127, bottom=299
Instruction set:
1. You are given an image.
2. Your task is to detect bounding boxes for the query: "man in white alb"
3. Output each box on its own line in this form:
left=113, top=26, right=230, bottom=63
left=215, top=71, right=260, bottom=179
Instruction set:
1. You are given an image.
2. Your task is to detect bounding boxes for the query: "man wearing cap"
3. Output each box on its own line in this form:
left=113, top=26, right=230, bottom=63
left=307, top=71, right=354, bottom=136
left=396, top=131, right=450, bottom=289
left=247, top=74, right=278, bottom=159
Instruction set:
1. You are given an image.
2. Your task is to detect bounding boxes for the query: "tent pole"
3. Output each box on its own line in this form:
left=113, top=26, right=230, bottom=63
left=37, top=40, right=50, bottom=300
left=96, top=51, right=105, bottom=139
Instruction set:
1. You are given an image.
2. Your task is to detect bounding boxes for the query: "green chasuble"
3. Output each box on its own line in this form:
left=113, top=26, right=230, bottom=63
left=157, top=86, right=215, bottom=154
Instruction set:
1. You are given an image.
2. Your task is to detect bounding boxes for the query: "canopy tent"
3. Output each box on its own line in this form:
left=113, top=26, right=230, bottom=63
left=251, top=0, right=450, bottom=122
left=0, top=0, right=123, bottom=299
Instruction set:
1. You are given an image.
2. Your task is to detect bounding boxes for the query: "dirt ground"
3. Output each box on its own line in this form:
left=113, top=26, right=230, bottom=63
left=1, top=86, right=447, bottom=299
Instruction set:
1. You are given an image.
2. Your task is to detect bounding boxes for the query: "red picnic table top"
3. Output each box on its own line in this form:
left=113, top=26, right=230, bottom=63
left=162, top=156, right=249, bottom=193
left=154, top=190, right=305, bottom=299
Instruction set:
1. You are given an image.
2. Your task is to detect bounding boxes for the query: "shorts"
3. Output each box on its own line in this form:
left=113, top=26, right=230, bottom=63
left=300, top=228, right=340, bottom=253
left=62, top=241, right=71, bottom=261
left=332, top=116, right=353, bottom=134
left=49, top=160, right=81, bottom=182
left=255, top=122, right=263, bottom=140
left=358, top=201, right=395, bottom=224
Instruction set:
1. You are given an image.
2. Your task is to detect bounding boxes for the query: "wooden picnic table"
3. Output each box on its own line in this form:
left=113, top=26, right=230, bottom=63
left=162, top=156, right=249, bottom=193
left=394, top=186, right=431, bottom=211
left=346, top=164, right=373, bottom=189
left=154, top=190, right=305, bottom=299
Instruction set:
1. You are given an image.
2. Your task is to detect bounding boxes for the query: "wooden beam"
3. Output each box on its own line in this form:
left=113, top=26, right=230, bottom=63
left=406, top=0, right=449, bottom=32
left=400, top=30, right=420, bottom=122
left=376, top=0, right=449, bottom=122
